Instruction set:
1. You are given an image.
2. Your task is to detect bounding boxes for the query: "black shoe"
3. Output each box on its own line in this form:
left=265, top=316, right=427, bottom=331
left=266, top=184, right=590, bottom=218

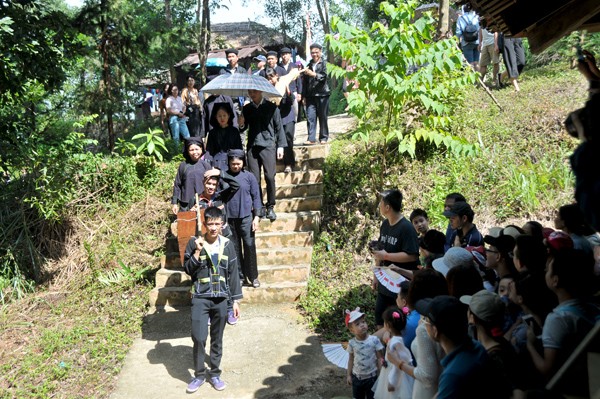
left=266, top=207, right=277, bottom=221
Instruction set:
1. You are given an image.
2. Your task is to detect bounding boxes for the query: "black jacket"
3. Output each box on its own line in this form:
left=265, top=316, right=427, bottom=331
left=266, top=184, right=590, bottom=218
left=240, top=99, right=286, bottom=149
left=302, top=59, right=330, bottom=97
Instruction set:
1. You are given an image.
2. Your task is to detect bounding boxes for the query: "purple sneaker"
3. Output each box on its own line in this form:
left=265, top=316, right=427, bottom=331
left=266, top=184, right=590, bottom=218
left=227, top=310, right=238, bottom=325
left=209, top=376, right=226, bottom=391
left=186, top=377, right=205, bottom=393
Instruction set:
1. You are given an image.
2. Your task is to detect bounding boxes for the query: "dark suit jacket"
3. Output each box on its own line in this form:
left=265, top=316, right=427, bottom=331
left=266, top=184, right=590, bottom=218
left=302, top=59, right=330, bottom=97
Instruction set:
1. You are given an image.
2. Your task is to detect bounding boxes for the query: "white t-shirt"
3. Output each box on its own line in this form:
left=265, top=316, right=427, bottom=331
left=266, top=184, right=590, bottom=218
left=166, top=96, right=184, bottom=114
left=347, top=334, right=384, bottom=376
left=481, top=28, right=495, bottom=47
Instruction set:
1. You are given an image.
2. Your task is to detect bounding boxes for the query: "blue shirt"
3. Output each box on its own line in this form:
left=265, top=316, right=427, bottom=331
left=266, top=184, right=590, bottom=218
left=404, top=310, right=420, bottom=351
left=438, top=339, right=507, bottom=399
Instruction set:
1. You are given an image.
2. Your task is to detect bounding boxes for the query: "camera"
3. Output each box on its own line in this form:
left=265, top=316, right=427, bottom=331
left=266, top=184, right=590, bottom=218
left=368, top=240, right=384, bottom=251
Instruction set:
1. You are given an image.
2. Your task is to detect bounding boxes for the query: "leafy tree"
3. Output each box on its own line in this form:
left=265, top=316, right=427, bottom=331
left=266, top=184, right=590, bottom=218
left=328, top=1, right=478, bottom=165
left=0, top=0, right=83, bottom=173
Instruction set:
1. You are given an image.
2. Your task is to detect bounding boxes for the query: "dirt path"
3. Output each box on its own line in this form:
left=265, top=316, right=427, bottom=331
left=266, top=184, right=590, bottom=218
left=293, top=113, right=357, bottom=144
left=110, top=303, right=351, bottom=399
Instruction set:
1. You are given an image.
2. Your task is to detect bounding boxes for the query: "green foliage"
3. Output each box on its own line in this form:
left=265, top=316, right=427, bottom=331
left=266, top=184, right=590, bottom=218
left=98, top=260, right=152, bottom=287
left=132, top=128, right=169, bottom=161
left=300, top=62, right=581, bottom=340
left=328, top=1, right=479, bottom=158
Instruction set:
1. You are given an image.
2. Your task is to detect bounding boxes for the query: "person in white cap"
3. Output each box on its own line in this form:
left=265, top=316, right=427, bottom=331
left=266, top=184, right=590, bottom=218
left=345, top=307, right=384, bottom=399
left=432, top=246, right=473, bottom=277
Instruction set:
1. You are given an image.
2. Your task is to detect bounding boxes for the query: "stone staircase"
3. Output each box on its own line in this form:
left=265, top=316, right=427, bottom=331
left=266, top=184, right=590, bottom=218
left=149, top=143, right=328, bottom=308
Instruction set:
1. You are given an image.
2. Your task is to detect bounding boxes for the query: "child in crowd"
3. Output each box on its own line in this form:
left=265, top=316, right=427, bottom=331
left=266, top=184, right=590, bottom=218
left=183, top=206, right=242, bottom=394
left=225, top=149, right=263, bottom=288
left=409, top=209, right=430, bottom=237
left=171, top=137, right=211, bottom=214
left=373, top=307, right=414, bottom=399
left=346, top=308, right=385, bottom=399
left=204, top=104, right=243, bottom=172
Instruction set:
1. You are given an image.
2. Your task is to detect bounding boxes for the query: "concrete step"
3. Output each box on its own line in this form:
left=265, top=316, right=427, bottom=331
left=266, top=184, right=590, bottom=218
left=149, top=282, right=307, bottom=306
left=155, top=263, right=309, bottom=289
left=256, top=231, right=313, bottom=249
left=155, top=267, right=191, bottom=288
left=257, top=210, right=321, bottom=233
left=274, top=169, right=323, bottom=185
left=257, top=264, right=310, bottom=284
left=257, top=246, right=312, bottom=266
left=291, top=144, right=329, bottom=160
left=275, top=182, right=323, bottom=199
left=240, top=281, right=307, bottom=303
left=275, top=157, right=324, bottom=173
left=273, top=196, right=322, bottom=213
left=149, top=286, right=191, bottom=307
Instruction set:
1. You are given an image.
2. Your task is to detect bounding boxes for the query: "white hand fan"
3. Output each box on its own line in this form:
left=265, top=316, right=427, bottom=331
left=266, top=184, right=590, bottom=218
left=373, top=267, right=406, bottom=293
left=321, top=342, right=349, bottom=369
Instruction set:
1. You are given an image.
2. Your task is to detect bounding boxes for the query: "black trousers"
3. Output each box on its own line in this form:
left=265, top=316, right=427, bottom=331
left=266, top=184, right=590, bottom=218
left=283, top=121, right=296, bottom=167
left=247, top=145, right=276, bottom=208
left=191, top=297, right=227, bottom=379
left=229, top=215, right=258, bottom=282
left=351, top=374, right=376, bottom=399
left=502, top=37, right=525, bottom=79
left=306, top=96, right=329, bottom=142
left=186, top=105, right=204, bottom=139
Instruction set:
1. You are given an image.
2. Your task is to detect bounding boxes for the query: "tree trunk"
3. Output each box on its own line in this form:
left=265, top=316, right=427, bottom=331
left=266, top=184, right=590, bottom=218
left=438, top=0, right=451, bottom=39
left=197, top=0, right=210, bottom=85
left=100, top=0, right=115, bottom=151
left=165, top=0, right=172, bottom=28
left=315, top=0, right=332, bottom=63
left=278, top=0, right=288, bottom=45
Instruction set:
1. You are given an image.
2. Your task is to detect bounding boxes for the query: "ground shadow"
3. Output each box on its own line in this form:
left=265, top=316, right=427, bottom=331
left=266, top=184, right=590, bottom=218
left=141, top=308, right=194, bottom=384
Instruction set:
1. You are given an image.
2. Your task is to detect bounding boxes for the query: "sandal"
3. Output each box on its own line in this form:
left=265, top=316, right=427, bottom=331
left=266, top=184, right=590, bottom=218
left=303, top=141, right=316, bottom=145
left=284, top=166, right=292, bottom=173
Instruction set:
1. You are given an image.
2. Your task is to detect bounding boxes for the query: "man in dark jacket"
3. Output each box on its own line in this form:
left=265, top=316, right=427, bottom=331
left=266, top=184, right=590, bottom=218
left=238, top=89, right=286, bottom=221
left=183, top=206, right=242, bottom=394
left=302, top=43, right=330, bottom=144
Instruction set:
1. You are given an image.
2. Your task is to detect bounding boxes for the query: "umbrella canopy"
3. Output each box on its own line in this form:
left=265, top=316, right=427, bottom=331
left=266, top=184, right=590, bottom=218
left=200, top=73, right=282, bottom=99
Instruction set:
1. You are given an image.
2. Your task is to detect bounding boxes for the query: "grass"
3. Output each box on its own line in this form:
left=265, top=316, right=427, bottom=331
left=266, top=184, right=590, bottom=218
left=299, top=61, right=585, bottom=341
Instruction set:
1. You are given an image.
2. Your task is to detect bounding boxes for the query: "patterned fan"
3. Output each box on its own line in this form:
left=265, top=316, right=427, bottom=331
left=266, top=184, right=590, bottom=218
left=373, top=267, right=407, bottom=293
left=322, top=342, right=349, bottom=369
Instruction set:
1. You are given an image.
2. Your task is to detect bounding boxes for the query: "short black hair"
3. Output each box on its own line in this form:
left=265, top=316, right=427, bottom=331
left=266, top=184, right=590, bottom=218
left=410, top=208, right=428, bottom=222
left=445, top=192, right=466, bottom=203
left=265, top=67, right=278, bottom=79
left=514, top=235, right=547, bottom=274
left=204, top=206, right=224, bottom=222
left=380, top=189, right=403, bottom=212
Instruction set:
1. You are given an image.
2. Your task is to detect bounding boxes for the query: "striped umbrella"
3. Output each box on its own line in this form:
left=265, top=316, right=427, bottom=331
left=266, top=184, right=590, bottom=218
left=200, top=73, right=282, bottom=99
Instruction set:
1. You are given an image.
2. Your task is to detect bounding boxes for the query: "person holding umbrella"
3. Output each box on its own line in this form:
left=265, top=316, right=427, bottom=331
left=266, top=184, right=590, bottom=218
left=238, top=88, right=286, bottom=221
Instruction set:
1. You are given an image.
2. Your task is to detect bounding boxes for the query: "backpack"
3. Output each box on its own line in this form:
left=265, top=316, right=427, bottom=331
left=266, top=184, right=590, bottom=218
left=462, top=14, right=479, bottom=43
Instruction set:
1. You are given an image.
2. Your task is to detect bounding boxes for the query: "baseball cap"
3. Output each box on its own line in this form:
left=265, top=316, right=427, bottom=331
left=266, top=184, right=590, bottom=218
left=487, top=227, right=503, bottom=238
left=466, top=245, right=486, bottom=268
left=253, top=55, right=266, bottom=62
left=460, top=290, right=505, bottom=325
left=415, top=295, right=467, bottom=335
left=483, top=234, right=516, bottom=254
left=432, top=247, right=473, bottom=276
left=443, top=202, right=473, bottom=218
left=545, top=231, right=574, bottom=252
left=344, top=307, right=365, bottom=327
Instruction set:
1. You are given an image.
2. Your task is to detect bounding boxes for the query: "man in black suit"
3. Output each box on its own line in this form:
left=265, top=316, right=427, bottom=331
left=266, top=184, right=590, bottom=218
left=279, top=47, right=302, bottom=122
left=302, top=43, right=330, bottom=144
left=219, top=48, right=247, bottom=114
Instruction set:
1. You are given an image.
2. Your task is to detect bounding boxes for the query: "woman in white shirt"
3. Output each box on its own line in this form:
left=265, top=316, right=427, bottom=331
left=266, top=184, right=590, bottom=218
left=166, top=85, right=190, bottom=144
